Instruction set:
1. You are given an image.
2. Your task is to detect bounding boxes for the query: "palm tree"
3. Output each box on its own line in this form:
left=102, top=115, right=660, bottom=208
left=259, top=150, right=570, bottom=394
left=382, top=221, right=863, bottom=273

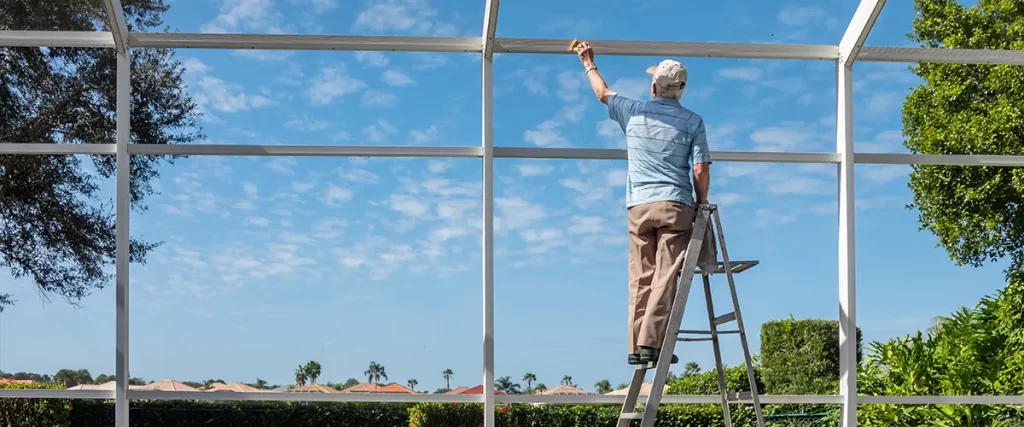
left=303, top=361, right=322, bottom=384
left=683, top=362, right=701, bottom=378
left=294, top=365, right=308, bottom=386
left=534, top=383, right=547, bottom=393
left=561, top=375, right=573, bottom=386
left=522, top=373, right=537, bottom=392
left=407, top=379, right=418, bottom=391
left=495, top=376, right=521, bottom=394
left=594, top=379, right=613, bottom=394
left=253, top=378, right=269, bottom=390
left=364, top=361, right=388, bottom=385
left=442, top=369, right=454, bottom=390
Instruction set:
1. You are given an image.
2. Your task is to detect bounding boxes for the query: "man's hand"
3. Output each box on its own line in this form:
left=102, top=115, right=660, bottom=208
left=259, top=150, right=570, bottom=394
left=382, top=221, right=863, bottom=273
left=574, top=41, right=596, bottom=69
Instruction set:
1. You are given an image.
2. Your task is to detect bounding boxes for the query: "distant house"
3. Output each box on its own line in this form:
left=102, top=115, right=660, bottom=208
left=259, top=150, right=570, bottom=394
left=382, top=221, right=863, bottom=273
left=340, top=382, right=415, bottom=394
left=604, top=382, right=666, bottom=396
left=535, top=385, right=588, bottom=395
left=293, top=383, right=339, bottom=393
left=205, top=382, right=266, bottom=392
left=66, top=379, right=197, bottom=391
left=0, top=379, right=35, bottom=385
left=445, top=385, right=505, bottom=395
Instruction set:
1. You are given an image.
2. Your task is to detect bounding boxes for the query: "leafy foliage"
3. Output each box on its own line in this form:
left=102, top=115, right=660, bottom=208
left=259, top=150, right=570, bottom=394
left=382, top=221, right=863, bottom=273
left=901, top=0, right=1024, bottom=274
left=0, top=0, right=202, bottom=310
left=0, top=382, right=71, bottom=427
left=760, top=318, right=862, bottom=395
left=858, top=276, right=1024, bottom=426
left=408, top=403, right=755, bottom=427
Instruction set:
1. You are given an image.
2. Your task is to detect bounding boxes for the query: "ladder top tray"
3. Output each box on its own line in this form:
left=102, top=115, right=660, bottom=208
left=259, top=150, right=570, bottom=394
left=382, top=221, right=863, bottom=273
left=696, top=260, right=759, bottom=275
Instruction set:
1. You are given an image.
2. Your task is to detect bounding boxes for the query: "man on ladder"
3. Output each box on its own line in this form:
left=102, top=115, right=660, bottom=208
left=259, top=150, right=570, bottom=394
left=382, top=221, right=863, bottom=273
left=573, top=41, right=765, bottom=427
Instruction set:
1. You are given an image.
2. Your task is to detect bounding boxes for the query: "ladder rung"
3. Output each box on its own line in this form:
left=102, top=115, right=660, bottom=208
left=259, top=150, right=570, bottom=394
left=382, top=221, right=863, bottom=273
left=620, top=412, right=644, bottom=420
left=713, top=312, right=736, bottom=325
left=679, top=337, right=714, bottom=342
left=677, top=329, right=741, bottom=335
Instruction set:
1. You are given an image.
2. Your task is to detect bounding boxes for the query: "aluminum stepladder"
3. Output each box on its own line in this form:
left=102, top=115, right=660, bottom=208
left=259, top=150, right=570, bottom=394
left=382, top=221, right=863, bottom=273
left=617, top=204, right=765, bottom=427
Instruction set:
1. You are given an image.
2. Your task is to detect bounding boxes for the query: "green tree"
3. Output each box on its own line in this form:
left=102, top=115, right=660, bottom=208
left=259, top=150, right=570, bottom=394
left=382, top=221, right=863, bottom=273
left=407, top=379, right=418, bottom=391
left=441, top=368, right=453, bottom=390
left=682, top=362, right=701, bottom=378
left=303, top=360, right=321, bottom=384
left=253, top=378, right=268, bottom=390
left=343, top=378, right=360, bottom=388
left=594, top=379, right=613, bottom=395
left=53, top=369, right=93, bottom=388
left=0, top=0, right=202, bottom=311
left=294, top=366, right=307, bottom=387
left=494, top=376, right=520, bottom=394
left=560, top=375, right=573, bottom=386
left=534, top=383, right=547, bottom=393
left=203, top=379, right=225, bottom=388
left=901, top=0, right=1024, bottom=279
left=364, top=361, right=387, bottom=385
left=522, top=372, right=536, bottom=392
left=94, top=374, right=113, bottom=384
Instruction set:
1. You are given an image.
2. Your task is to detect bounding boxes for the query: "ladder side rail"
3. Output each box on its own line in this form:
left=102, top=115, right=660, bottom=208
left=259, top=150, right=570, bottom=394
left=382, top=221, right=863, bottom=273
left=711, top=207, right=766, bottom=426
left=702, top=273, right=733, bottom=427
left=615, top=369, right=648, bottom=427
left=639, top=208, right=711, bottom=427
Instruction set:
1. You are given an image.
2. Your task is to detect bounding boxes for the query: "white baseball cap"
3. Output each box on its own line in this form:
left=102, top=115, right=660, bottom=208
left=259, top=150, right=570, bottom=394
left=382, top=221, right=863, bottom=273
left=646, top=59, right=688, bottom=89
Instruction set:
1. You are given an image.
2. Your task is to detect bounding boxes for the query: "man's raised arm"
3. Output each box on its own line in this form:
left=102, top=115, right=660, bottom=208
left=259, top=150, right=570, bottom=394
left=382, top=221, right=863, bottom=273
left=573, top=41, right=616, bottom=104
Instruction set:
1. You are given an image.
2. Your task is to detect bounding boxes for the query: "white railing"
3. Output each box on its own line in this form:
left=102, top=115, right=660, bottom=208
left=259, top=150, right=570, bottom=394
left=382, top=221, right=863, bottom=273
left=3, top=1, right=1024, bottom=427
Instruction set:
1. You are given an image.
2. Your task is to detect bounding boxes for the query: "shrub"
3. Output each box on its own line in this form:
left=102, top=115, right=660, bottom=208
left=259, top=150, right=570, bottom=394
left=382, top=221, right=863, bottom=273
left=0, top=382, right=72, bottom=427
left=760, top=318, right=862, bottom=395
left=666, top=364, right=763, bottom=396
left=408, top=402, right=757, bottom=427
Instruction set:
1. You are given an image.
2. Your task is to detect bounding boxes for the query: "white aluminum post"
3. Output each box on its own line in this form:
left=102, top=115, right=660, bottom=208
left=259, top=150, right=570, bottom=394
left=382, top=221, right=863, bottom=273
left=114, top=52, right=131, bottom=427
left=481, top=1, right=499, bottom=427
left=836, top=61, right=857, bottom=427
left=101, top=0, right=129, bottom=55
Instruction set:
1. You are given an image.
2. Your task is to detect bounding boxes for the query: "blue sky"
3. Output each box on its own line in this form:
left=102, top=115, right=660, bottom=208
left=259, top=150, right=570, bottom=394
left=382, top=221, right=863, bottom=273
left=0, top=0, right=1011, bottom=393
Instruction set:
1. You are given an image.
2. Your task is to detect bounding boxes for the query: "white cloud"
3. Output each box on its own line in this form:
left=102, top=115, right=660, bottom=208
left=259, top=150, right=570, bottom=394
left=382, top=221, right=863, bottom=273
left=755, top=208, right=799, bottom=227
left=556, top=70, right=584, bottom=101
left=427, top=160, right=450, bottom=173
left=609, top=77, right=650, bottom=101
left=568, top=216, right=607, bottom=234
left=750, top=125, right=819, bottom=151
left=355, top=51, right=390, bottom=67
left=361, top=89, right=398, bottom=107
left=390, top=193, right=430, bottom=217
left=412, top=53, right=449, bottom=70
left=513, top=66, right=550, bottom=96
left=323, top=184, right=354, bottom=204
left=524, top=120, right=569, bottom=147
left=858, top=130, right=904, bottom=153
left=265, top=158, right=297, bottom=174
left=716, top=193, right=748, bottom=205
left=518, top=163, right=554, bottom=177
left=605, top=169, right=627, bottom=186
left=597, top=119, right=621, bottom=137
left=353, top=0, right=449, bottom=35
left=778, top=5, right=828, bottom=26
left=410, top=125, right=439, bottom=143
left=560, top=178, right=613, bottom=208
left=768, top=176, right=832, bottom=195
left=291, top=0, right=337, bottom=13
left=247, top=217, right=271, bottom=227
left=284, top=117, right=329, bottom=131
left=339, top=167, right=380, bottom=183
left=363, top=119, right=399, bottom=142
left=718, top=67, right=763, bottom=81
left=861, top=164, right=910, bottom=184
left=308, top=66, right=367, bottom=105
left=866, top=91, right=903, bottom=114
left=291, top=181, right=315, bottom=193
left=495, top=197, right=546, bottom=232
left=381, top=69, right=414, bottom=87
left=201, top=0, right=286, bottom=34
left=242, top=181, right=258, bottom=198
left=183, top=59, right=274, bottom=113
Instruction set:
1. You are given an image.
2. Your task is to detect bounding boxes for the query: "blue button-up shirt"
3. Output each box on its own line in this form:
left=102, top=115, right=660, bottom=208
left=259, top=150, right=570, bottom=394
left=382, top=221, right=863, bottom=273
left=607, top=94, right=712, bottom=209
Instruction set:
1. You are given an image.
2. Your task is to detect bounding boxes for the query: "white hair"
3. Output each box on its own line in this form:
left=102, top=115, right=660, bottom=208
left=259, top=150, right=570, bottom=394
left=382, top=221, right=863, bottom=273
left=654, top=82, right=683, bottom=99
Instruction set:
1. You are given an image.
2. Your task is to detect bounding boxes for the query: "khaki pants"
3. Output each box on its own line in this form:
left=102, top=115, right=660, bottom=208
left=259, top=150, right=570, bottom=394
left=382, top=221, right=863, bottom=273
left=627, top=200, right=695, bottom=354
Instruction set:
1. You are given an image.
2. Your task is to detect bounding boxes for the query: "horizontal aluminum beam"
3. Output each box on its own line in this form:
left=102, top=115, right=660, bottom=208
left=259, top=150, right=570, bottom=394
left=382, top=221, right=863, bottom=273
left=859, top=46, right=1024, bottom=65
left=0, top=31, right=114, bottom=48
left=859, top=395, right=1024, bottom=405
left=129, top=33, right=483, bottom=52
left=856, top=153, right=1024, bottom=167
left=494, top=147, right=841, bottom=163
left=1, top=390, right=1021, bottom=405
left=494, top=38, right=840, bottom=60
left=0, top=389, right=114, bottom=399
left=129, top=390, right=483, bottom=403
left=129, top=144, right=483, bottom=157
left=0, top=143, right=116, bottom=155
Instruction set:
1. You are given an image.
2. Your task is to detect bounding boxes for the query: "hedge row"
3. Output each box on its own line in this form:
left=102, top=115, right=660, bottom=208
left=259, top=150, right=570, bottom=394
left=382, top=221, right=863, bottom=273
left=0, top=398, right=827, bottom=427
